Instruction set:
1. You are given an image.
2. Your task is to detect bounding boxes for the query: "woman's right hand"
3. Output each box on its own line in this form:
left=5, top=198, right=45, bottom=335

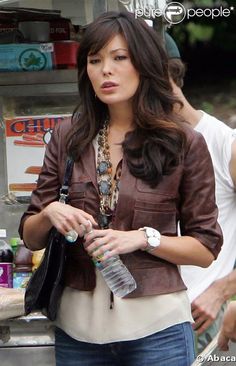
left=42, top=201, right=97, bottom=237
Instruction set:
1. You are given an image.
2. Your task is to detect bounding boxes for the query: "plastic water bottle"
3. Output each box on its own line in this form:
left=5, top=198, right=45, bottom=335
left=0, top=229, right=13, bottom=288
left=94, top=255, right=137, bottom=297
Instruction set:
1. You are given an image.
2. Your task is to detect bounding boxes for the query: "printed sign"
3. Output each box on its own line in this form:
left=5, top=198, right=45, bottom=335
left=0, top=43, right=54, bottom=72
left=5, top=114, right=71, bottom=196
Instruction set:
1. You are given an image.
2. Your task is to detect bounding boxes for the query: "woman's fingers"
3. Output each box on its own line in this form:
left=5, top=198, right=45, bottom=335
left=84, top=229, right=108, bottom=248
left=44, top=201, right=97, bottom=236
left=84, top=229, right=145, bottom=256
left=77, top=213, right=97, bottom=229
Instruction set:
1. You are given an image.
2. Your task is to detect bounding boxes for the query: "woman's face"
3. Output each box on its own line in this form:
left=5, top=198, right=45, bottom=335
left=87, top=34, right=140, bottom=106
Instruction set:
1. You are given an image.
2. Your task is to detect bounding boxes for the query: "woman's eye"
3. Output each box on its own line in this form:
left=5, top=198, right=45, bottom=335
left=114, top=55, right=127, bottom=61
left=89, top=59, right=100, bottom=64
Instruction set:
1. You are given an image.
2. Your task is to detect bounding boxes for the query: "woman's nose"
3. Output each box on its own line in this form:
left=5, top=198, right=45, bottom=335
left=102, top=60, right=113, bottom=76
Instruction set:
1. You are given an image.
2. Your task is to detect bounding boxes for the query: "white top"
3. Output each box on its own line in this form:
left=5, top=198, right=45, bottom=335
left=56, top=270, right=192, bottom=344
left=55, top=137, right=193, bottom=344
left=181, top=111, right=236, bottom=302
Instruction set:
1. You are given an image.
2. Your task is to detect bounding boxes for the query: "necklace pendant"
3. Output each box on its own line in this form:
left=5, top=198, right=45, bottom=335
left=98, top=180, right=111, bottom=195
left=97, top=160, right=110, bottom=175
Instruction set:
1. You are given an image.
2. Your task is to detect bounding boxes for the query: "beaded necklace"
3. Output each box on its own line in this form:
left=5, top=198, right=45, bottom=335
left=97, top=121, right=121, bottom=229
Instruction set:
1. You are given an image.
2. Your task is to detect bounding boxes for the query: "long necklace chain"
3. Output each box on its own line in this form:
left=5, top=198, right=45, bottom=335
left=97, top=121, right=121, bottom=229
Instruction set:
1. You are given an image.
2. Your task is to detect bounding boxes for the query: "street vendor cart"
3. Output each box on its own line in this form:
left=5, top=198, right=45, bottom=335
left=0, top=312, right=55, bottom=366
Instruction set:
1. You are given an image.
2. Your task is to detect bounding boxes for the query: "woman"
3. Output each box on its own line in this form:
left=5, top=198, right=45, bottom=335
left=19, top=11, right=222, bottom=366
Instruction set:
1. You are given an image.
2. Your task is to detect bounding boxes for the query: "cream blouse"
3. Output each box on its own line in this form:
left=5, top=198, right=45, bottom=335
left=56, top=271, right=192, bottom=344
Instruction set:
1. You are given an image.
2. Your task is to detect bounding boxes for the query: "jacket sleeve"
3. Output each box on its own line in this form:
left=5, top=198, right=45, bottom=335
left=179, top=129, right=223, bottom=258
left=18, top=120, right=69, bottom=238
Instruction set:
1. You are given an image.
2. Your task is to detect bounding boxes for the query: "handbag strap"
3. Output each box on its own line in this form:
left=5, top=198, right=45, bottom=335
left=59, top=157, right=74, bottom=204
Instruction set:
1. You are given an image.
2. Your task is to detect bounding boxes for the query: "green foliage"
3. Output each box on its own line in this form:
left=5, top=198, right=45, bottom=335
left=183, top=0, right=234, bottom=7
left=227, top=97, right=236, bottom=109
left=186, top=23, right=214, bottom=44
left=170, top=0, right=236, bottom=51
left=200, top=101, right=214, bottom=114
left=190, top=0, right=214, bottom=6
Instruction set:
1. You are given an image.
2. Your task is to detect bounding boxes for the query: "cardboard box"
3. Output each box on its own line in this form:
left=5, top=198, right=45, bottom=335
left=0, top=43, right=53, bottom=72
left=5, top=114, right=71, bottom=196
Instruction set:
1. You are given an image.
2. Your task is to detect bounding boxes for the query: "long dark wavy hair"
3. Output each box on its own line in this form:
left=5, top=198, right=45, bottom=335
left=66, top=11, right=187, bottom=187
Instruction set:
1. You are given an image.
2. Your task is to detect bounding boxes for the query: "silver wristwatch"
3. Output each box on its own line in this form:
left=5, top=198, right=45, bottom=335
left=139, top=227, right=161, bottom=252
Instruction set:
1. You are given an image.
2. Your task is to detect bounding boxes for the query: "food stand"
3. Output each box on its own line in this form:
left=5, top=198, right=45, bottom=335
left=0, top=313, right=55, bottom=366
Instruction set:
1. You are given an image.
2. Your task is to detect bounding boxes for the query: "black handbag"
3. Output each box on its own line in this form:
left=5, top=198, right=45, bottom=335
left=24, top=158, right=74, bottom=321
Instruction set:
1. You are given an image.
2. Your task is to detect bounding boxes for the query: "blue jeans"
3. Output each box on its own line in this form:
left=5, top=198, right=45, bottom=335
left=55, top=322, right=195, bottom=366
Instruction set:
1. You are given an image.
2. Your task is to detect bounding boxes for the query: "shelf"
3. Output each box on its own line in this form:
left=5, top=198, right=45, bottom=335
left=0, top=69, right=77, bottom=85
left=0, top=69, right=78, bottom=96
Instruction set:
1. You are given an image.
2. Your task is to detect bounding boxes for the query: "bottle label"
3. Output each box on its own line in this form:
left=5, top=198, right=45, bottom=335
left=13, top=272, right=32, bottom=289
left=93, top=251, right=115, bottom=269
left=0, top=263, right=13, bottom=288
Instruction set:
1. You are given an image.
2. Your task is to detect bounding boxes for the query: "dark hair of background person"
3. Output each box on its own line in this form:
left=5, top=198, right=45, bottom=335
left=66, top=11, right=187, bottom=187
left=168, top=58, right=187, bottom=89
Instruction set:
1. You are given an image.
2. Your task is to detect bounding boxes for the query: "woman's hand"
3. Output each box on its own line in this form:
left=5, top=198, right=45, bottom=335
left=83, top=228, right=147, bottom=259
left=42, top=201, right=97, bottom=237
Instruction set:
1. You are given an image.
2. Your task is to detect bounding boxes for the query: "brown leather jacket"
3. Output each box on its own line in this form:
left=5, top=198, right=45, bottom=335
left=19, top=120, right=223, bottom=298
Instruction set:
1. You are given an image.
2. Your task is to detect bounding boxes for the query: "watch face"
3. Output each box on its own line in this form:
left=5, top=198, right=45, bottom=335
left=142, top=227, right=161, bottom=251
left=148, top=236, right=159, bottom=247
left=146, top=227, right=157, bottom=237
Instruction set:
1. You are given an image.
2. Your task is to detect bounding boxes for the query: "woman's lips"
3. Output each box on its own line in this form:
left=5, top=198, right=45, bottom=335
left=101, top=81, right=119, bottom=89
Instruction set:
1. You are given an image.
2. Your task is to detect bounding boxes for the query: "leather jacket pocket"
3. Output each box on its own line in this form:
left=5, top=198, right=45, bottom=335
left=132, top=200, right=177, bottom=235
left=68, top=182, right=87, bottom=210
left=136, top=178, right=177, bottom=197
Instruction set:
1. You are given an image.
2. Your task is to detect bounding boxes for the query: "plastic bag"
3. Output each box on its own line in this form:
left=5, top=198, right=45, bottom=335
left=0, top=287, right=25, bottom=320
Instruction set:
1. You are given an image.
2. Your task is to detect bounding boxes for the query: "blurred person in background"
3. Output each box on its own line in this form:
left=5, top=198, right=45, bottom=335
left=218, top=301, right=236, bottom=351
left=166, top=32, right=236, bottom=354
